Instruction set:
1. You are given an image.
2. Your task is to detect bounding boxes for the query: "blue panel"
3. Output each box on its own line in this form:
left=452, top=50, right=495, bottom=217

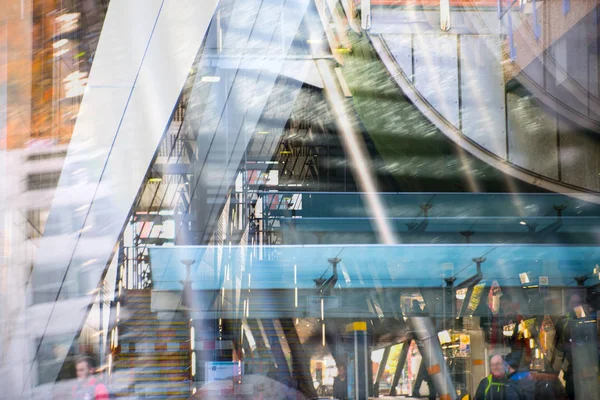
left=413, top=34, right=459, bottom=128
left=149, top=244, right=600, bottom=291
left=460, top=35, right=507, bottom=159
left=563, top=0, right=571, bottom=15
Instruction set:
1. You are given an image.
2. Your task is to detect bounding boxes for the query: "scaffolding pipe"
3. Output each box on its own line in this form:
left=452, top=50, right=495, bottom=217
left=389, top=341, right=410, bottom=396
left=373, top=346, right=391, bottom=397
left=408, top=317, right=457, bottom=400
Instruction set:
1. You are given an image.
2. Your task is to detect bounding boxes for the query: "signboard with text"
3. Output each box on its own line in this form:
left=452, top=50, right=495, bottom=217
left=205, top=361, right=243, bottom=382
left=307, top=296, right=340, bottom=317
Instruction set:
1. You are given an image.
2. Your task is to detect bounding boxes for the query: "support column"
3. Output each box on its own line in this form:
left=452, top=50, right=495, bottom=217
left=373, top=346, right=390, bottom=397
left=408, top=317, right=457, bottom=400
left=346, top=322, right=369, bottom=400
left=389, top=341, right=410, bottom=396
left=280, top=318, right=318, bottom=399
left=260, top=319, right=291, bottom=381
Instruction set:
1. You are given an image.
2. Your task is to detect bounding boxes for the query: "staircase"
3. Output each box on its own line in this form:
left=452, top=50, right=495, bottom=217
left=112, top=289, right=191, bottom=399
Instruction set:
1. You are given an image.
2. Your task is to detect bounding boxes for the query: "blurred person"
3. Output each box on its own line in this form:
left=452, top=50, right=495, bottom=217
left=411, top=360, right=436, bottom=400
left=555, top=293, right=596, bottom=400
left=72, top=356, right=109, bottom=400
left=411, top=299, right=425, bottom=316
left=506, top=351, right=568, bottom=400
left=333, top=364, right=348, bottom=400
left=474, top=354, right=521, bottom=400
left=505, top=352, right=534, bottom=400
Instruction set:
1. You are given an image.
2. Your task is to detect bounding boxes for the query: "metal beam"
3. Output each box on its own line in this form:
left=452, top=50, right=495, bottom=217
left=408, top=317, right=456, bottom=400
left=389, top=341, right=410, bottom=396
left=260, top=319, right=291, bottom=380
left=280, top=318, right=318, bottom=399
left=374, top=346, right=391, bottom=397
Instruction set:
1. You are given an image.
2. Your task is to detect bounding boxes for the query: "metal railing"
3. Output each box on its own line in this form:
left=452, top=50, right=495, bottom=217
left=117, top=245, right=152, bottom=291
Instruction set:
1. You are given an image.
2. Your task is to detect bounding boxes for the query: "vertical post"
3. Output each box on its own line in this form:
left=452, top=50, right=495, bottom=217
left=181, top=259, right=195, bottom=309
left=440, top=0, right=450, bottom=31
left=347, top=322, right=369, bottom=400
left=507, top=4, right=517, bottom=60
left=373, top=346, right=391, bottom=397
left=389, top=341, right=410, bottom=396
left=531, top=0, right=542, bottom=40
left=408, top=317, right=457, bottom=400
left=99, top=281, right=104, bottom=366
left=361, top=0, right=371, bottom=31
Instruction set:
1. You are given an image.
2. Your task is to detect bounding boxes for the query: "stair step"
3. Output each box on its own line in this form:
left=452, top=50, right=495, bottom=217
left=115, top=367, right=188, bottom=373
left=123, top=317, right=189, bottom=323
left=114, top=394, right=189, bottom=399
left=119, top=343, right=189, bottom=353
left=115, top=372, right=188, bottom=379
left=117, top=351, right=188, bottom=357
left=120, top=338, right=189, bottom=343
left=115, top=361, right=189, bottom=368
left=115, top=396, right=188, bottom=400
left=116, top=388, right=190, bottom=395
left=122, top=321, right=188, bottom=326
left=123, top=290, right=152, bottom=295
left=112, top=291, right=193, bottom=398
left=116, top=376, right=188, bottom=383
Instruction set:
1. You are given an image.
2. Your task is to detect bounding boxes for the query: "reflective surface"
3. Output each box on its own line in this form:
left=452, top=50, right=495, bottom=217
left=1, top=0, right=600, bottom=399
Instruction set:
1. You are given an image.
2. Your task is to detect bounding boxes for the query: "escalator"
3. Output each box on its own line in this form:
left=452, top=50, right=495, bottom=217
left=342, top=1, right=600, bottom=199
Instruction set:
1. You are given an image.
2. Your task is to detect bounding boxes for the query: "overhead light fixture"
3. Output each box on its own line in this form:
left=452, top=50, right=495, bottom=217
left=53, top=49, right=69, bottom=58
left=56, top=13, right=79, bottom=22
left=53, top=39, right=69, bottom=48
left=64, top=71, right=87, bottom=82
left=520, top=221, right=527, bottom=225
left=191, top=352, right=196, bottom=376
left=201, top=76, right=220, bottom=83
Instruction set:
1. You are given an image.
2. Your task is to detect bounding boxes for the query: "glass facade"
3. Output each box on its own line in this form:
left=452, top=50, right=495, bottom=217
left=1, top=0, right=600, bottom=399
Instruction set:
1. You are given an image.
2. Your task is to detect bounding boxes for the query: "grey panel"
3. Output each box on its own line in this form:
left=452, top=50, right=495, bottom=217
left=523, top=53, right=545, bottom=89
left=460, top=35, right=507, bottom=158
left=588, top=10, right=599, bottom=99
left=546, top=25, right=588, bottom=117
left=383, top=34, right=413, bottom=79
left=507, top=92, right=559, bottom=179
left=413, top=34, right=459, bottom=128
left=559, top=119, right=600, bottom=191
left=565, top=19, right=589, bottom=93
